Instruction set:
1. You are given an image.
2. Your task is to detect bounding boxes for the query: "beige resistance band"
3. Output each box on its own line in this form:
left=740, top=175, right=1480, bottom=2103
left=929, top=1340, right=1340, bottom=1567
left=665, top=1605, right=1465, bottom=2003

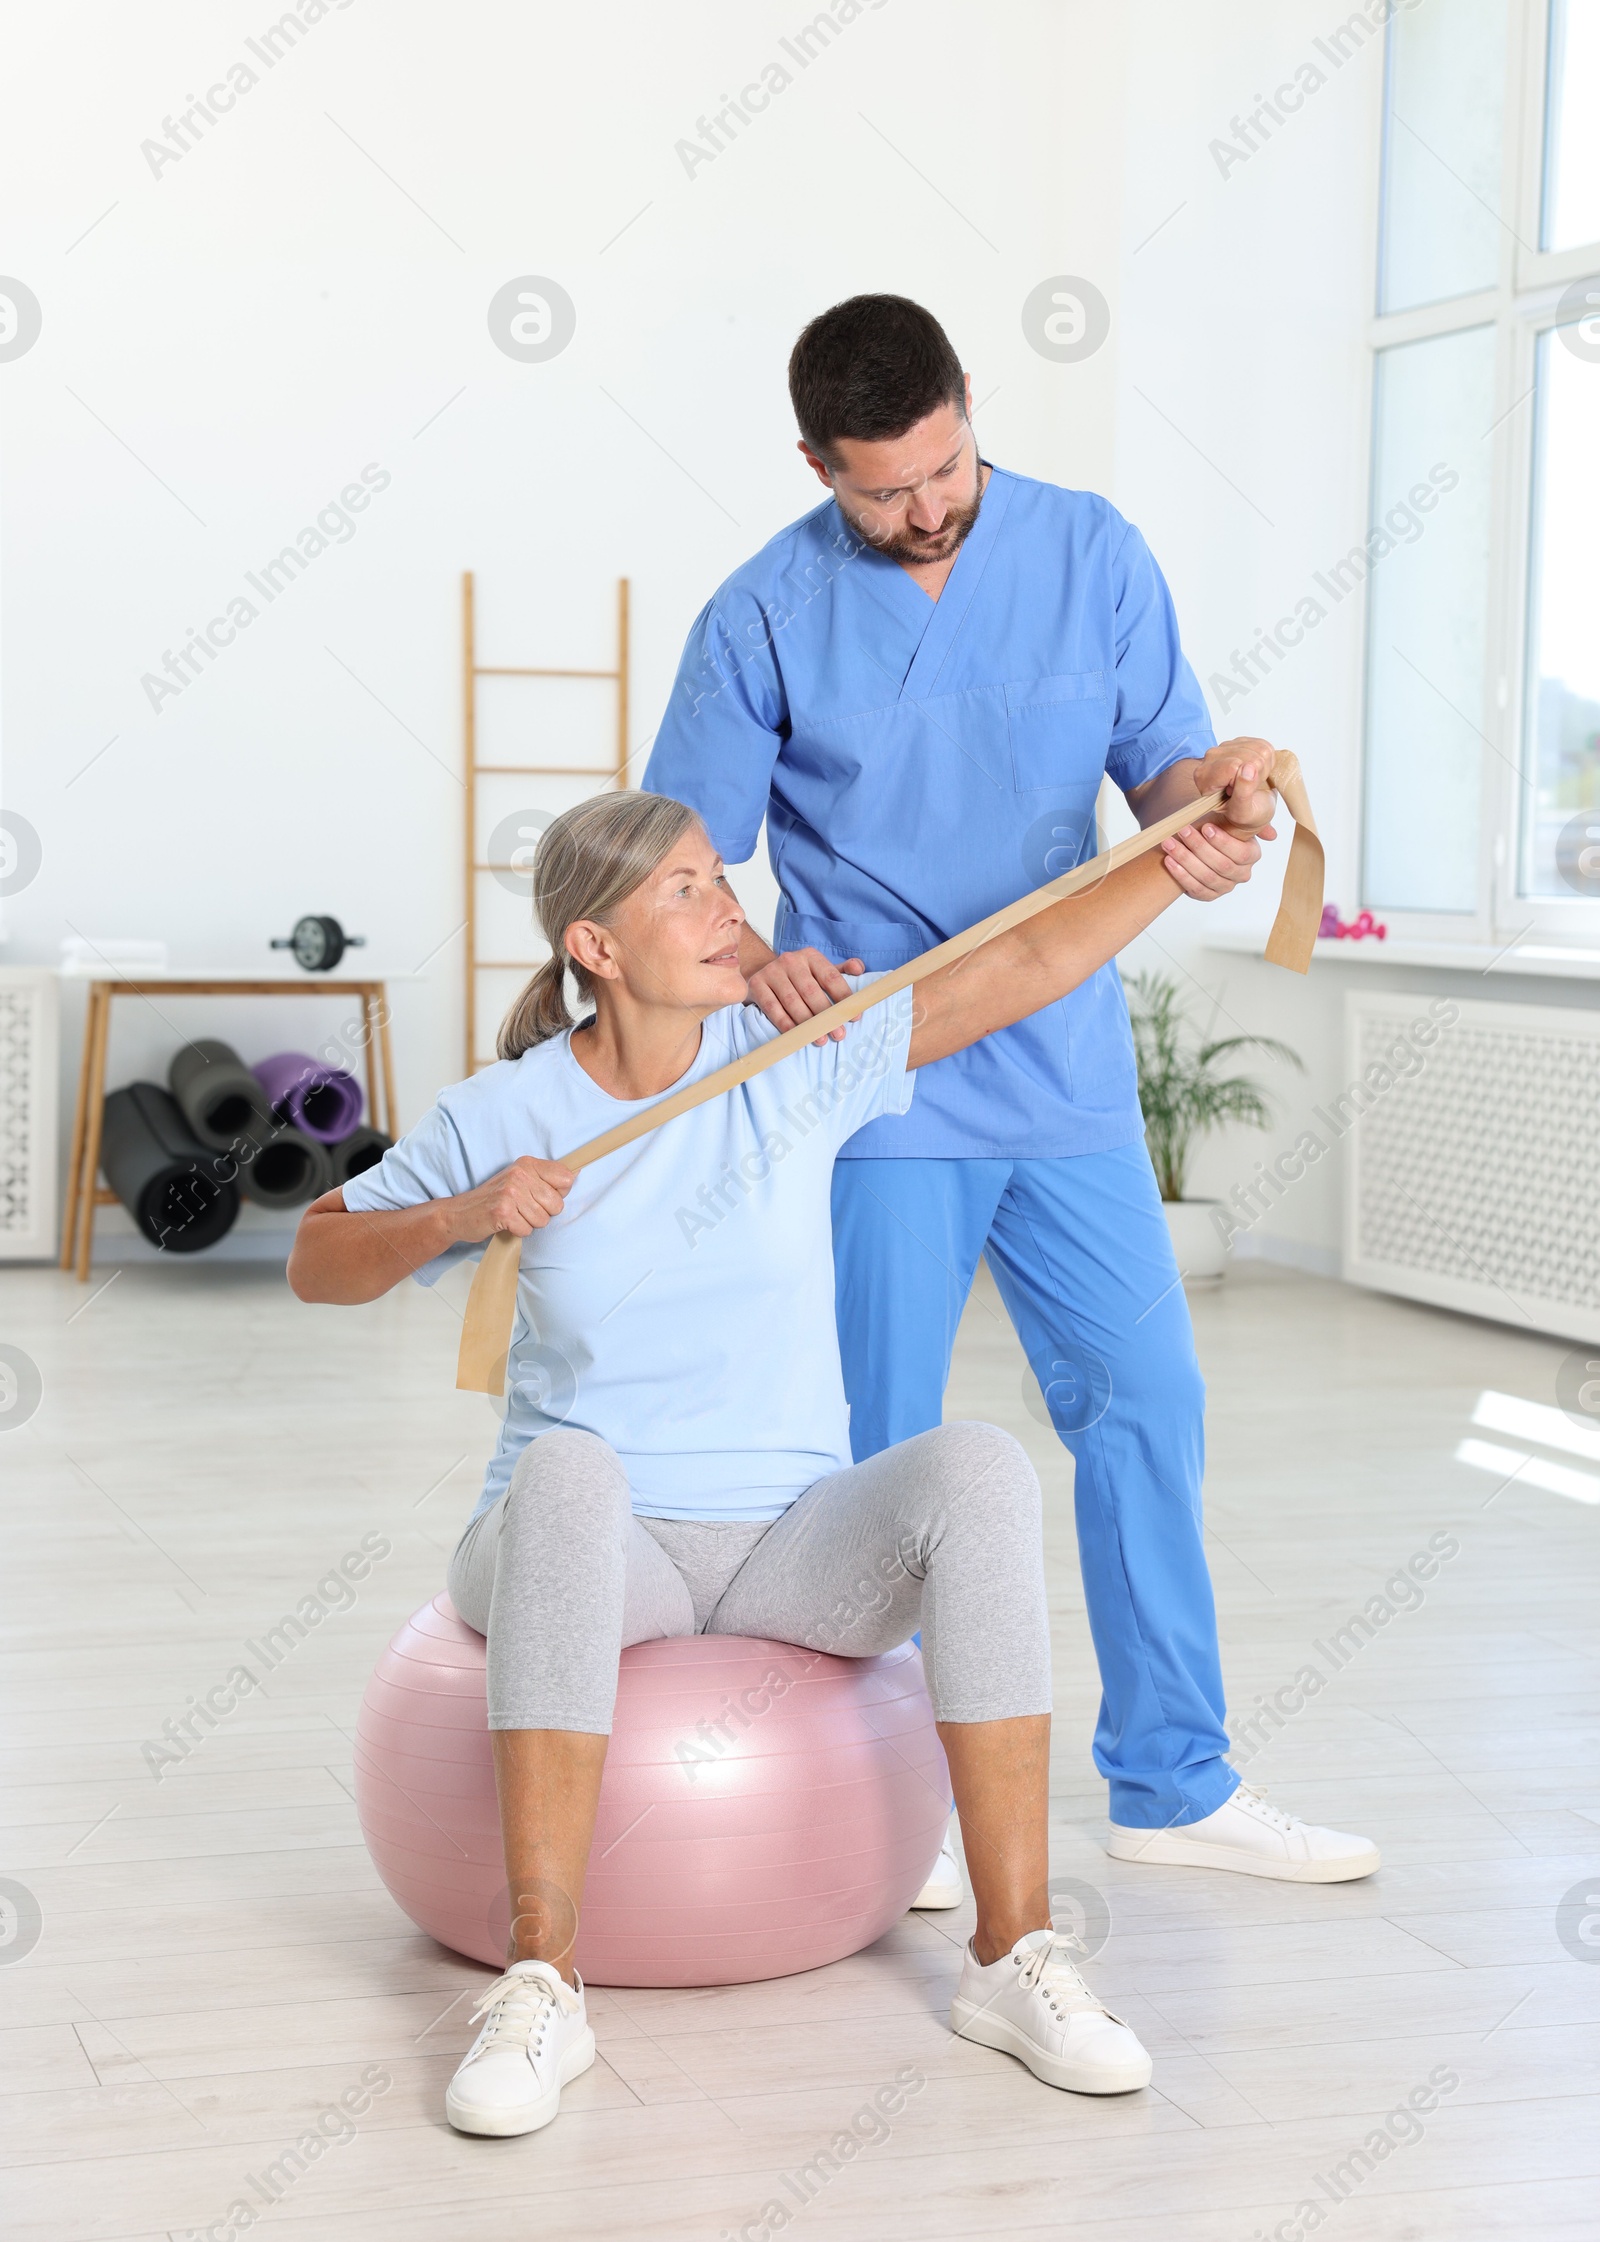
left=457, top=751, right=1323, bottom=1393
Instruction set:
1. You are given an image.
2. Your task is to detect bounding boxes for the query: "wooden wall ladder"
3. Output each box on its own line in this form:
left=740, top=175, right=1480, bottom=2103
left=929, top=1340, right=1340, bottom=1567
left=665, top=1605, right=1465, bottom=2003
left=461, top=571, right=630, bottom=1074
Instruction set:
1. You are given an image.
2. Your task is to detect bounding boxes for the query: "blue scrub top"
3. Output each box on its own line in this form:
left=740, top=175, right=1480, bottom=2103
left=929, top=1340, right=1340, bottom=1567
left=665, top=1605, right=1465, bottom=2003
left=643, top=465, right=1215, bottom=1158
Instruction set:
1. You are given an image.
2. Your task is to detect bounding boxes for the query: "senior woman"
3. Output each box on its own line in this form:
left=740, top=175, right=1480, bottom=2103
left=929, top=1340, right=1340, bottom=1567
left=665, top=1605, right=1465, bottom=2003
left=288, top=763, right=1274, bottom=2136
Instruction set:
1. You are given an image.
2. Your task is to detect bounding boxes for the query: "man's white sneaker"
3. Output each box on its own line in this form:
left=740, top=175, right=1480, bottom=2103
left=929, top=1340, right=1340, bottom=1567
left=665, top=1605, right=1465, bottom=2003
left=445, top=1959, right=596, bottom=2137
left=911, top=1835, right=965, bottom=1910
left=950, top=1929, right=1152, bottom=2094
left=1106, top=1782, right=1380, bottom=1883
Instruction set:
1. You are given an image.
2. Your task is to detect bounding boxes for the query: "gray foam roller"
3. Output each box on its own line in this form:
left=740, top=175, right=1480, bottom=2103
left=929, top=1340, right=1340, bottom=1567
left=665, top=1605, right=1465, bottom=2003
left=329, top=1127, right=393, bottom=1186
left=168, top=1038, right=276, bottom=1152
left=236, top=1125, right=332, bottom=1209
left=99, top=1083, right=241, bottom=1253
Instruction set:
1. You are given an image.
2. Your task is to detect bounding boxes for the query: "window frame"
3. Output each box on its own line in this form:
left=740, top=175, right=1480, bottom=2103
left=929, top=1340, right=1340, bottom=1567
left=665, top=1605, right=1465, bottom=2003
left=1362, top=0, right=1600, bottom=944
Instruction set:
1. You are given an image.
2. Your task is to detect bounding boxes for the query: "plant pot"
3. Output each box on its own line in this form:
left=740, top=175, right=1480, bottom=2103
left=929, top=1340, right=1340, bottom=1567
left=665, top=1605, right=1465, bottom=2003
left=1161, top=1198, right=1228, bottom=1283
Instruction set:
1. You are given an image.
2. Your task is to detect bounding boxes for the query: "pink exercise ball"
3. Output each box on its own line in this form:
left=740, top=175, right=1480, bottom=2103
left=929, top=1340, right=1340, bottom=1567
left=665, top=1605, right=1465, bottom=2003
left=355, top=1595, right=951, bottom=1988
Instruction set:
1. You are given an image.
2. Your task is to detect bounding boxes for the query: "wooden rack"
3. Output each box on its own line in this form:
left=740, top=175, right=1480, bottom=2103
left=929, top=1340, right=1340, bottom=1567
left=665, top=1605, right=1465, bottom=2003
left=462, top=572, right=629, bottom=1073
left=60, top=972, right=399, bottom=1280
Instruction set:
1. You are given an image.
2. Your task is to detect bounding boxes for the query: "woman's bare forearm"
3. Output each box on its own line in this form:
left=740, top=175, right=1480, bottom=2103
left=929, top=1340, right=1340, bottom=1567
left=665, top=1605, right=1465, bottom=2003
left=906, top=756, right=1280, bottom=1070
left=288, top=1191, right=465, bottom=1303
left=906, top=852, right=1178, bottom=1069
left=287, top=1156, right=577, bottom=1306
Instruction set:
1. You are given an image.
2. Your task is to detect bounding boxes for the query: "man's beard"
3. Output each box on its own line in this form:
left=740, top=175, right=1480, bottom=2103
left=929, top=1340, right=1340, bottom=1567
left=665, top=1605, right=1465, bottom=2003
left=861, top=473, right=984, bottom=566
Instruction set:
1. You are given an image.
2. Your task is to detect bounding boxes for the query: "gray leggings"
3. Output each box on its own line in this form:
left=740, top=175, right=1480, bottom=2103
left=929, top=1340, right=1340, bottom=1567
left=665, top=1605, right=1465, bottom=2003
left=446, top=1421, right=1051, bottom=1732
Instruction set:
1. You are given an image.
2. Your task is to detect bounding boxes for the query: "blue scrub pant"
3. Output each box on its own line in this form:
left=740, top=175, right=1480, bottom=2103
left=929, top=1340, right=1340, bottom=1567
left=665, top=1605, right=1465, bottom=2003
left=831, top=1143, right=1238, bottom=1829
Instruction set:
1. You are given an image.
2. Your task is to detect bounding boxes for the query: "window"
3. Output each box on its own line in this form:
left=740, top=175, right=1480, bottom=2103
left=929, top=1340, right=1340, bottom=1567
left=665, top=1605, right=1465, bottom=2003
left=1361, top=0, right=1600, bottom=939
left=1377, top=0, right=1508, bottom=313
left=1542, top=0, right=1600, bottom=248
left=1362, top=327, right=1497, bottom=913
left=1522, top=324, right=1600, bottom=895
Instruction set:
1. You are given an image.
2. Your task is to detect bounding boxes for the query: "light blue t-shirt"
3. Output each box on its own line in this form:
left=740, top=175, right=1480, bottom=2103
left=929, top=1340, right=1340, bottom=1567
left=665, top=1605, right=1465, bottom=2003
left=343, top=985, right=916, bottom=1523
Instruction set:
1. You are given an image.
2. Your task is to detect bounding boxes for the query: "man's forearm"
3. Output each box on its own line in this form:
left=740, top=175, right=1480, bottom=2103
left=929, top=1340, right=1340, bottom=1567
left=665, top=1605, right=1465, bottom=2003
left=1124, top=757, right=1202, bottom=827
left=737, top=922, right=776, bottom=975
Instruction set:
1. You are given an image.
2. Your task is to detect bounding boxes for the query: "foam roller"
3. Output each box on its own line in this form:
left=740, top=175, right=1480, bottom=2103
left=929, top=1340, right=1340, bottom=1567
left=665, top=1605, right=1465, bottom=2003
left=168, top=1038, right=276, bottom=1152
left=237, top=1125, right=332, bottom=1209
left=253, top=1051, right=364, bottom=1144
left=329, top=1127, right=392, bottom=1187
left=99, top=1084, right=240, bottom=1253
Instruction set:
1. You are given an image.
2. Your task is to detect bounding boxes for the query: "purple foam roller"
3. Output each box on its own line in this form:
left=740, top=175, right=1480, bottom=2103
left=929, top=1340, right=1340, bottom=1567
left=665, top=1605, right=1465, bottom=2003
left=253, top=1050, right=364, bottom=1144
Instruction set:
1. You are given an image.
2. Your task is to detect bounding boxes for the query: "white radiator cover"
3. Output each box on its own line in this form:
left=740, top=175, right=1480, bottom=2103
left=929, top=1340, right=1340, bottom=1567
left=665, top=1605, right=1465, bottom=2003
left=1342, top=991, right=1600, bottom=1341
left=0, top=968, right=59, bottom=1262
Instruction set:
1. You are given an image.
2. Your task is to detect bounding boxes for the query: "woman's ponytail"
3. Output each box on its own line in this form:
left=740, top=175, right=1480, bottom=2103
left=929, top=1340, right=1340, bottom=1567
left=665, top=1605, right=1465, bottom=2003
left=497, top=955, right=573, bottom=1061
left=491, top=790, right=700, bottom=1062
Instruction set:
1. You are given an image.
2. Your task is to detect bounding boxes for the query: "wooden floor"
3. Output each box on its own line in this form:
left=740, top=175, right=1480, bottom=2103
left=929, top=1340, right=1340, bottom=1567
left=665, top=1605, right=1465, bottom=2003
left=3, top=1255, right=1598, bottom=2240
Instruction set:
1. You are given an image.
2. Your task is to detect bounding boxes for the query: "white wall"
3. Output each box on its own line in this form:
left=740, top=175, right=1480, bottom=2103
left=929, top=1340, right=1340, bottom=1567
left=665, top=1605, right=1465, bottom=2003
left=1104, top=0, right=1390, bottom=1268
left=6, top=0, right=1546, bottom=1270
left=1106, top=0, right=1511, bottom=1274
left=2, top=0, right=1135, bottom=1250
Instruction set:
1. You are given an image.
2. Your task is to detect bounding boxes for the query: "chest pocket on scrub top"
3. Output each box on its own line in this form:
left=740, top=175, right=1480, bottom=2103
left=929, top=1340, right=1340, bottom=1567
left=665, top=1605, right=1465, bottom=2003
left=1005, top=672, right=1112, bottom=793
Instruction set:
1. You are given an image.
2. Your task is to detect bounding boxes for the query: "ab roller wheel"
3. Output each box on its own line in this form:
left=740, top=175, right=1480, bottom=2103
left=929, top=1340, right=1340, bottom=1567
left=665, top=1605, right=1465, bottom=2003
left=269, top=914, right=367, bottom=973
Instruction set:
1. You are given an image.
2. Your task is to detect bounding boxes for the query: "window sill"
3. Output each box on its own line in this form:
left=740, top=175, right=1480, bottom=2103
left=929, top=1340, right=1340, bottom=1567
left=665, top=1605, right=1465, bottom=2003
left=1201, top=929, right=1600, bottom=981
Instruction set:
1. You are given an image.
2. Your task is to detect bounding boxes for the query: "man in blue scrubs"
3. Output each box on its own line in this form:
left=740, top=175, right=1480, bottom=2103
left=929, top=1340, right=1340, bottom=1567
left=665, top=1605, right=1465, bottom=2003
left=646, top=295, right=1376, bottom=1885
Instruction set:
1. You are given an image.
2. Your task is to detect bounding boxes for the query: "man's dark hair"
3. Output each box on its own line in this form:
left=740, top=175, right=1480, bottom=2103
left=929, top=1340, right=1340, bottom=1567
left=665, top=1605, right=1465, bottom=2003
left=788, top=295, right=965, bottom=454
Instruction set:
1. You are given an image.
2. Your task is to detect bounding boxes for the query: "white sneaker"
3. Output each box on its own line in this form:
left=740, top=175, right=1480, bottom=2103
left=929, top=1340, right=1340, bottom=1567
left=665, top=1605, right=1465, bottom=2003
left=950, top=1929, right=1152, bottom=2094
left=445, top=1959, right=596, bottom=2137
left=1106, top=1782, right=1380, bottom=1883
left=911, top=1835, right=965, bottom=1909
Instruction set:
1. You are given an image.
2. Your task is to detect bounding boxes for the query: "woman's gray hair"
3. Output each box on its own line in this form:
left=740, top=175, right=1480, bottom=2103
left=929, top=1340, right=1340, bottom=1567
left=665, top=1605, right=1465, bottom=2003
left=496, top=791, right=703, bottom=1060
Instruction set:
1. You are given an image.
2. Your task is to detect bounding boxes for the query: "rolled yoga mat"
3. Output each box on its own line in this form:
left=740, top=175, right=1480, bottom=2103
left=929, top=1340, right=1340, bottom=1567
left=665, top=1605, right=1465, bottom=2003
left=168, top=1038, right=276, bottom=1152
left=328, top=1126, right=392, bottom=1187
left=253, top=1051, right=364, bottom=1145
left=237, top=1125, right=332, bottom=1210
left=99, top=1084, right=241, bottom=1254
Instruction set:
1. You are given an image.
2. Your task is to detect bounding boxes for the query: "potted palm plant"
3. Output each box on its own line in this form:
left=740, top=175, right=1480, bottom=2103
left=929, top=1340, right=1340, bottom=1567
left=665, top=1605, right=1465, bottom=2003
left=1124, top=970, right=1302, bottom=1281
